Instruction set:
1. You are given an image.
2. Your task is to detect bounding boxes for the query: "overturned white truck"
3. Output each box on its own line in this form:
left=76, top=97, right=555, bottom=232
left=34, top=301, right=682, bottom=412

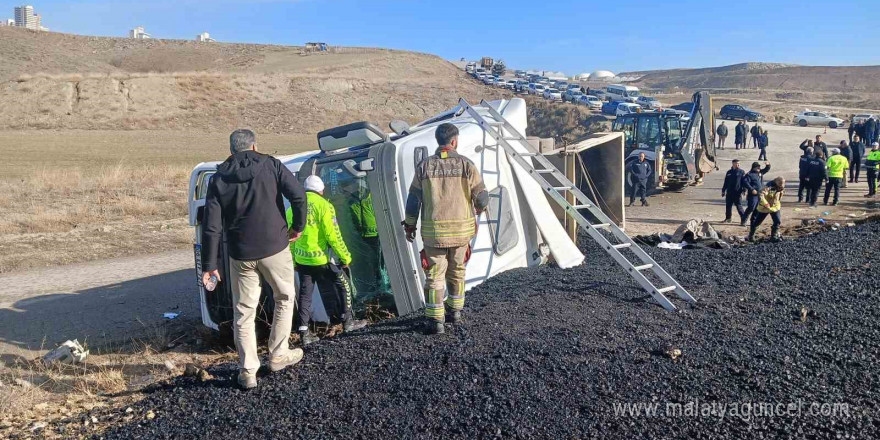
left=187, top=98, right=693, bottom=332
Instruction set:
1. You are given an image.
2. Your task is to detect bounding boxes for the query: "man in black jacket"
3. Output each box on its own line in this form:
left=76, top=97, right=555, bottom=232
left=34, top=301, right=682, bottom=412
left=850, top=135, right=865, bottom=183
left=201, top=129, right=308, bottom=389
left=814, top=135, right=828, bottom=158
left=750, top=123, right=761, bottom=149
left=740, top=161, right=771, bottom=225
left=721, top=159, right=745, bottom=222
left=734, top=121, right=745, bottom=149
left=628, top=152, right=652, bottom=207
left=797, top=147, right=814, bottom=203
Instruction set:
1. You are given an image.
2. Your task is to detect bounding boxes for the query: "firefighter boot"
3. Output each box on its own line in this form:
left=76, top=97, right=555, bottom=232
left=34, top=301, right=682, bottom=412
left=447, top=310, right=462, bottom=324
left=747, top=226, right=757, bottom=242
left=424, top=320, right=445, bottom=335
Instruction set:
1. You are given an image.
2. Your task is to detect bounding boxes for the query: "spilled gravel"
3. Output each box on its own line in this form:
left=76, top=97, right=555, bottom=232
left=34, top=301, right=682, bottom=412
left=100, top=223, right=879, bottom=439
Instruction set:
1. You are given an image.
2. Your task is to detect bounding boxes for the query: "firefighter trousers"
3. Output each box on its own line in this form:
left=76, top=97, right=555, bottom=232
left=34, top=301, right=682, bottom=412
left=423, top=245, right=468, bottom=323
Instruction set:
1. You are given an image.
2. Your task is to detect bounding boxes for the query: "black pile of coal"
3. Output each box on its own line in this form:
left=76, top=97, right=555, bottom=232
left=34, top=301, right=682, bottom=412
left=102, top=223, right=880, bottom=439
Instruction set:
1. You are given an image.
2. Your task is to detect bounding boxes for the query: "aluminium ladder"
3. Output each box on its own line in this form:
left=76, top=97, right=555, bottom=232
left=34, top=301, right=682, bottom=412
left=459, top=98, right=696, bottom=311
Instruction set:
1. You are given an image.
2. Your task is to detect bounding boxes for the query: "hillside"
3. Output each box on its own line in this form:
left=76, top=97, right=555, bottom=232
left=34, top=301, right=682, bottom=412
left=0, top=27, right=499, bottom=136
left=624, top=62, right=880, bottom=93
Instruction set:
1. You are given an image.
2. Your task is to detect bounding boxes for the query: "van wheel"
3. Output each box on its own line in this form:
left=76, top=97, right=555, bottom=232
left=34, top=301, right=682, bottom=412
left=798, top=119, right=808, bottom=127
left=829, top=121, right=838, bottom=129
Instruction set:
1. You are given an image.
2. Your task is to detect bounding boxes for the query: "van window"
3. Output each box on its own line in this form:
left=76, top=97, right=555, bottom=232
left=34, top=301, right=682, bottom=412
left=486, top=186, right=518, bottom=255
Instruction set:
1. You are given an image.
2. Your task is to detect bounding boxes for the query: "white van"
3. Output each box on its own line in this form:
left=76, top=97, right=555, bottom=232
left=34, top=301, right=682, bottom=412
left=605, top=84, right=640, bottom=103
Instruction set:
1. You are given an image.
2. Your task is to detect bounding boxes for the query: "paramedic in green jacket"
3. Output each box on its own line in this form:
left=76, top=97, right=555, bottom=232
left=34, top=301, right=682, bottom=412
left=287, top=175, right=367, bottom=345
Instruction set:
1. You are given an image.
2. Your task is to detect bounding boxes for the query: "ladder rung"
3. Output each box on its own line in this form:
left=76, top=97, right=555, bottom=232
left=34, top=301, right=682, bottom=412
left=633, top=264, right=654, bottom=271
left=535, top=169, right=554, bottom=173
left=517, top=153, right=539, bottom=157
left=572, top=204, right=592, bottom=209
left=591, top=223, right=610, bottom=229
left=502, top=137, right=522, bottom=141
left=552, top=186, right=573, bottom=191
left=612, top=243, right=631, bottom=249
left=483, top=121, right=504, bottom=126
left=656, top=286, right=677, bottom=294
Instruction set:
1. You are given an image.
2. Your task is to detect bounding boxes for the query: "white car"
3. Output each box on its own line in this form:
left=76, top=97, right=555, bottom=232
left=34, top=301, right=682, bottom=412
left=563, top=90, right=583, bottom=103
left=616, top=102, right=641, bottom=117
left=515, top=81, right=531, bottom=93
left=505, top=79, right=518, bottom=89
left=852, top=114, right=875, bottom=125
left=543, top=88, right=563, bottom=100
left=636, top=96, right=662, bottom=110
left=577, top=95, right=603, bottom=110
left=795, top=111, right=845, bottom=128
left=530, top=83, right=547, bottom=96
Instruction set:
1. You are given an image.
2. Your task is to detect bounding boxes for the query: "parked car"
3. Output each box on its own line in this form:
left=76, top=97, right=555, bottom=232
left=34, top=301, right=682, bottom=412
left=578, top=95, right=603, bottom=110
left=636, top=96, right=662, bottom=110
left=795, top=111, right=845, bottom=128
left=719, top=104, right=762, bottom=121
left=514, top=81, right=530, bottom=93
left=543, top=88, right=563, bottom=100
left=588, top=89, right=607, bottom=100
left=554, top=81, right=569, bottom=91
left=852, top=114, right=875, bottom=125
left=483, top=76, right=496, bottom=86
left=567, top=84, right=582, bottom=92
left=605, top=84, right=640, bottom=103
left=563, top=90, right=583, bottom=103
left=529, top=83, right=547, bottom=96
left=601, top=100, right=625, bottom=115
left=616, top=102, right=642, bottom=117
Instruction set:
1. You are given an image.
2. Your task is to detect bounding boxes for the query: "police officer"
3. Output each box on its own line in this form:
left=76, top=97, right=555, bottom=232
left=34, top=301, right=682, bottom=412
left=289, top=175, right=368, bottom=345
left=797, top=147, right=814, bottom=203
left=814, top=135, right=828, bottom=158
left=402, top=123, right=489, bottom=335
left=748, top=177, right=785, bottom=242
left=628, top=152, right=653, bottom=207
left=805, top=152, right=827, bottom=207
left=865, top=142, right=880, bottom=198
left=824, top=148, right=848, bottom=206
left=740, top=161, right=771, bottom=226
left=721, top=159, right=745, bottom=222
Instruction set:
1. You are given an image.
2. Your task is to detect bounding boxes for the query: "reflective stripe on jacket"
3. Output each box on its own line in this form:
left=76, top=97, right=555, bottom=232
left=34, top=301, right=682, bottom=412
left=826, top=155, right=849, bottom=178
left=404, top=147, right=489, bottom=248
left=865, top=150, right=880, bottom=170
left=288, top=191, right=352, bottom=266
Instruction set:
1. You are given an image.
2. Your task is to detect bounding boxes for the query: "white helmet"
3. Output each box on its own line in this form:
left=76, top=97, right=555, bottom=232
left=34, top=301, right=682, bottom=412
left=304, top=175, right=325, bottom=192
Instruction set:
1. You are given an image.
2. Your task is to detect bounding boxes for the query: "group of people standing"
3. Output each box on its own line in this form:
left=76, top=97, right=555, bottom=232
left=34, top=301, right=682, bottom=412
left=722, top=120, right=771, bottom=159
left=798, top=134, right=880, bottom=206
left=848, top=117, right=880, bottom=147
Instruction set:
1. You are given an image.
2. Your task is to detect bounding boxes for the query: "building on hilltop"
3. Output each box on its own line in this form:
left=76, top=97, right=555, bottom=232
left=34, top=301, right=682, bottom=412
left=196, top=32, right=215, bottom=42
left=129, top=26, right=151, bottom=39
left=14, top=5, right=45, bottom=31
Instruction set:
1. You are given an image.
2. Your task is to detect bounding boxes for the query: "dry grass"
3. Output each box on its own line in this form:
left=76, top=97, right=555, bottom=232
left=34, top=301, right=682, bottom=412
left=0, top=130, right=315, bottom=273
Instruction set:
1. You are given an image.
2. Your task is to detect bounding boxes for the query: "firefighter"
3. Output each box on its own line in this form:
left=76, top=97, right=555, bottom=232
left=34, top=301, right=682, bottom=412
left=740, top=161, right=771, bottom=226
left=721, top=159, right=745, bottom=222
left=748, top=177, right=785, bottom=242
left=289, top=175, right=368, bottom=345
left=865, top=142, right=880, bottom=198
left=402, top=123, right=489, bottom=335
left=824, top=148, right=848, bottom=205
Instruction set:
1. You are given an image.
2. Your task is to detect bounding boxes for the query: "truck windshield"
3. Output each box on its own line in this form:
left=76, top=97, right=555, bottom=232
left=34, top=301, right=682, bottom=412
left=312, top=159, right=394, bottom=309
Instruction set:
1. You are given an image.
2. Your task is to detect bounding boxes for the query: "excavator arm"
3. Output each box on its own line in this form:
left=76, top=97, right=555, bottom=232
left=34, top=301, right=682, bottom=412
left=679, top=91, right=717, bottom=180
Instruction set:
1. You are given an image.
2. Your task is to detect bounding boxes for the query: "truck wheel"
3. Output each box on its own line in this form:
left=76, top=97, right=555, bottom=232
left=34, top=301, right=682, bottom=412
left=798, top=119, right=808, bottom=127
left=829, top=121, right=838, bottom=129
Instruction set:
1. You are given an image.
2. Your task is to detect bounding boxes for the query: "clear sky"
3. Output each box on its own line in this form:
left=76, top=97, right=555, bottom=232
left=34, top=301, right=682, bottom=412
left=4, top=0, right=879, bottom=74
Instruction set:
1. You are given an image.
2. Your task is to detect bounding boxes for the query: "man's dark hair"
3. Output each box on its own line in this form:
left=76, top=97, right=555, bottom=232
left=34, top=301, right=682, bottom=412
left=435, top=123, right=459, bottom=146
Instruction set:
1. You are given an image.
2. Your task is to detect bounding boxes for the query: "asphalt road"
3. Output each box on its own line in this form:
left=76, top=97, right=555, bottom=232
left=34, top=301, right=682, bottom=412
left=0, top=250, right=198, bottom=358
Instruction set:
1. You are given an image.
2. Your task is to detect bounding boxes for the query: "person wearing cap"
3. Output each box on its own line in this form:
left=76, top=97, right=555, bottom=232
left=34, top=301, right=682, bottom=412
left=289, top=175, right=368, bottom=345
left=824, top=148, right=848, bottom=206
left=740, top=161, right=772, bottom=226
left=804, top=152, right=827, bottom=207
left=402, top=123, right=489, bottom=335
left=865, top=142, right=880, bottom=197
left=721, top=159, right=746, bottom=223
left=748, top=177, right=785, bottom=242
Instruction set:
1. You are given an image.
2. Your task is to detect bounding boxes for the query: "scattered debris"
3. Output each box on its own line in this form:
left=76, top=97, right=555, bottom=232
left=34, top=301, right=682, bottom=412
left=42, top=339, right=89, bottom=365
left=800, top=307, right=809, bottom=322
left=146, top=410, right=156, bottom=421
left=665, top=348, right=683, bottom=361
left=656, top=242, right=686, bottom=250
left=163, top=360, right=177, bottom=373
left=14, top=378, right=33, bottom=388
left=30, top=421, right=47, bottom=432
left=163, top=312, right=180, bottom=320
left=183, top=364, right=200, bottom=377
left=125, top=407, right=134, bottom=414
left=197, top=369, right=214, bottom=382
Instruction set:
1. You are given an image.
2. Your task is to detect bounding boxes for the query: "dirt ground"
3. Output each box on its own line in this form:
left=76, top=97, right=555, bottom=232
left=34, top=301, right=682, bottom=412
left=624, top=121, right=879, bottom=237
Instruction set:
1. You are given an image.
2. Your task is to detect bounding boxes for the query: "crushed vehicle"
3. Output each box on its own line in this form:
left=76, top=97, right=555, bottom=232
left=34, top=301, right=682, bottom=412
left=188, top=98, right=695, bottom=332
